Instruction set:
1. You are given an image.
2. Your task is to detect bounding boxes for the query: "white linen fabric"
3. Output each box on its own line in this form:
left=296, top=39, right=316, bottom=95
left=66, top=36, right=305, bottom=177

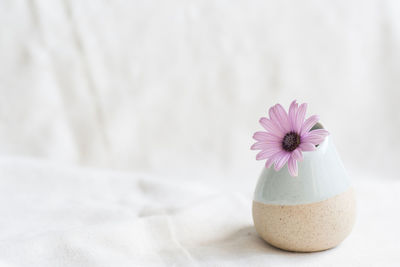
left=0, top=157, right=399, bottom=267
left=0, top=0, right=400, bottom=266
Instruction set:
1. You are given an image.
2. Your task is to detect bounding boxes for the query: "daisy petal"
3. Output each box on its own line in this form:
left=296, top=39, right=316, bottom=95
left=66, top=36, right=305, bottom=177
left=302, top=129, right=329, bottom=145
left=264, top=150, right=283, bottom=164
left=256, top=148, right=282, bottom=160
left=250, top=142, right=268, bottom=150
left=252, top=132, right=269, bottom=141
left=291, top=148, right=303, bottom=161
left=259, top=117, right=284, bottom=137
left=301, top=115, right=320, bottom=135
left=295, top=103, right=307, bottom=133
left=268, top=150, right=283, bottom=162
left=251, top=141, right=281, bottom=150
left=274, top=104, right=291, bottom=132
left=268, top=106, right=284, bottom=132
left=309, top=129, right=330, bottom=137
left=288, top=157, right=298, bottom=176
left=274, top=152, right=291, bottom=171
left=299, top=142, right=316, bottom=151
left=253, top=132, right=282, bottom=142
left=288, top=100, right=298, bottom=131
left=269, top=105, right=289, bottom=133
left=265, top=157, right=274, bottom=168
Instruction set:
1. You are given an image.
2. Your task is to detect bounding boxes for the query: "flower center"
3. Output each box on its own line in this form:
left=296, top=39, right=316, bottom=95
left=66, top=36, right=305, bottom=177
left=282, top=132, right=301, bottom=152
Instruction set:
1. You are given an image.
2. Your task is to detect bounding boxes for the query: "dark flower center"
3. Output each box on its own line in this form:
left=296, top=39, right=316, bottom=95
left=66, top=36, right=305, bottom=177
left=282, top=132, right=301, bottom=152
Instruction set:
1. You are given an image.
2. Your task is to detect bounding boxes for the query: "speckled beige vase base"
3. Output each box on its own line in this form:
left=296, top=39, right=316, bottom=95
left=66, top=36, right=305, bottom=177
left=253, top=188, right=356, bottom=252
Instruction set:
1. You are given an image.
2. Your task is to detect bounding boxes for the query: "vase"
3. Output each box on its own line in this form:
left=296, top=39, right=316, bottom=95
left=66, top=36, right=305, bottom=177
left=252, top=132, right=356, bottom=252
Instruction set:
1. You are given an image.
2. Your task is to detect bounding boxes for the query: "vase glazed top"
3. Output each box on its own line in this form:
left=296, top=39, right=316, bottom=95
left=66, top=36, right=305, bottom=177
left=254, top=135, right=351, bottom=205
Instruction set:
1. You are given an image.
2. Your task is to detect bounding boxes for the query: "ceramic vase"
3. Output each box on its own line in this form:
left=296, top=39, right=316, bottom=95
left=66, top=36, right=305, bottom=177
left=252, top=134, right=356, bottom=252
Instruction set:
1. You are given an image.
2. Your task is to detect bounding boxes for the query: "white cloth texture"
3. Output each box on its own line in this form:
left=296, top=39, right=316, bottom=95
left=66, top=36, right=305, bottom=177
left=0, top=157, right=398, bottom=267
left=0, top=0, right=400, bottom=266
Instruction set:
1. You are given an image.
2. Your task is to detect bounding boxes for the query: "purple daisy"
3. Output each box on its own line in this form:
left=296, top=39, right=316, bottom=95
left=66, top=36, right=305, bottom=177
left=251, top=100, right=329, bottom=177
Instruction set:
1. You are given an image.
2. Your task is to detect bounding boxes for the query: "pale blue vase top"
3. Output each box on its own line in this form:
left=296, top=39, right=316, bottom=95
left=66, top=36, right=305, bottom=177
left=253, top=136, right=351, bottom=205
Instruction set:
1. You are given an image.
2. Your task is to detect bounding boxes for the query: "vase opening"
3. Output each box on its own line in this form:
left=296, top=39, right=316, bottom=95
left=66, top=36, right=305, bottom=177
left=310, top=122, right=324, bottom=131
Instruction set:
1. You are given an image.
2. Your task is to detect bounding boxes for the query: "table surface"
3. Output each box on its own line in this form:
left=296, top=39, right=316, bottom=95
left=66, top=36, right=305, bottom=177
left=0, top=157, right=398, bottom=267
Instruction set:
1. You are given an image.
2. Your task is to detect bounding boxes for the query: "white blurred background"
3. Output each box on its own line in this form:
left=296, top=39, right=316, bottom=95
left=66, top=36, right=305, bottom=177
left=1, top=0, right=400, bottom=179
